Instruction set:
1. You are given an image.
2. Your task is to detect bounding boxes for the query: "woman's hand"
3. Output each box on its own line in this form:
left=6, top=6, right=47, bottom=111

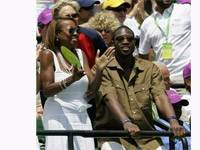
left=95, top=47, right=115, bottom=71
left=71, top=64, right=86, bottom=82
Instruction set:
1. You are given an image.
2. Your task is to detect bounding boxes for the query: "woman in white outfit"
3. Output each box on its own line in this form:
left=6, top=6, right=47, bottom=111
left=40, top=17, right=114, bottom=150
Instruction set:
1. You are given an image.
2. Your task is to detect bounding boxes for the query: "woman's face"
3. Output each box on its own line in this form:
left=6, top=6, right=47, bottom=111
left=57, top=20, right=79, bottom=49
left=58, top=5, right=79, bottom=24
left=97, top=28, right=113, bottom=47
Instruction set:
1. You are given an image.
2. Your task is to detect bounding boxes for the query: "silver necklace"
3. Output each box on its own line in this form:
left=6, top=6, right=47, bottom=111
left=57, top=50, right=73, bottom=73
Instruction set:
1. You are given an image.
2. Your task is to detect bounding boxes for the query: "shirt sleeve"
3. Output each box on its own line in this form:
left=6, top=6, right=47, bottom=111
left=150, top=64, right=166, bottom=98
left=98, top=69, right=117, bottom=98
left=138, top=21, right=152, bottom=55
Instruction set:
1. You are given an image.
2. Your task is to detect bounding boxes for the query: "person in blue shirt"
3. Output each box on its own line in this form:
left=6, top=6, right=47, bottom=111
left=154, top=90, right=191, bottom=150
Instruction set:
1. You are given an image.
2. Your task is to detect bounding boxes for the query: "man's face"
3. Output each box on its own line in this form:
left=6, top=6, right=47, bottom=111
left=109, top=4, right=127, bottom=24
left=155, top=0, right=172, bottom=9
left=113, top=27, right=135, bottom=57
left=162, top=67, right=172, bottom=90
left=79, top=5, right=94, bottom=23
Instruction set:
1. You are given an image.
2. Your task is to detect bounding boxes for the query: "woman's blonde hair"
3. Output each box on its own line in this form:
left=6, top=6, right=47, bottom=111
left=88, top=11, right=121, bottom=33
left=52, top=0, right=80, bottom=19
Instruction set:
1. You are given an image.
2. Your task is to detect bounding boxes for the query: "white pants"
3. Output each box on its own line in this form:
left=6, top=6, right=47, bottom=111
left=101, top=141, right=166, bottom=150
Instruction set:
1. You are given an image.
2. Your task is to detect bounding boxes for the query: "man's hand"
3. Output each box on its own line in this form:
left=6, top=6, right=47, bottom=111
left=123, top=122, right=140, bottom=136
left=169, top=119, right=186, bottom=138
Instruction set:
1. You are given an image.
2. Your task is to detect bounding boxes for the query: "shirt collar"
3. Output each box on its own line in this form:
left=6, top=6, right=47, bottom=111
left=107, top=57, right=144, bottom=71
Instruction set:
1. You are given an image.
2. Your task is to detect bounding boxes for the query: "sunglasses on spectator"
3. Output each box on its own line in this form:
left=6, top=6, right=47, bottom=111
left=81, top=5, right=94, bottom=10
left=108, top=7, right=127, bottom=13
left=115, top=35, right=135, bottom=42
left=96, top=28, right=110, bottom=33
left=65, top=13, right=79, bottom=18
left=62, top=27, right=80, bottom=35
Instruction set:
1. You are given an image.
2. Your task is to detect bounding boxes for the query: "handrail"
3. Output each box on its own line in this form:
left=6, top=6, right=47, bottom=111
left=37, top=130, right=191, bottom=150
left=171, top=83, right=185, bottom=88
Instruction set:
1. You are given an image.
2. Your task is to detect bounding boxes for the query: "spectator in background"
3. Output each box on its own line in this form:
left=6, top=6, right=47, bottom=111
left=181, top=62, right=191, bottom=124
left=154, top=62, right=172, bottom=90
left=154, top=90, right=191, bottom=150
left=93, top=25, right=185, bottom=150
left=139, top=0, right=191, bottom=96
left=37, top=8, right=53, bottom=44
left=154, top=61, right=190, bottom=124
left=40, top=17, right=114, bottom=150
left=36, top=8, right=53, bottom=149
left=73, top=0, right=100, bottom=27
left=52, top=0, right=107, bottom=69
left=88, top=11, right=121, bottom=47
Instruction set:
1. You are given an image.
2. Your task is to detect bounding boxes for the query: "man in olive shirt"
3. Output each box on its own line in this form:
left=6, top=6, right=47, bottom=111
left=94, top=26, right=186, bottom=150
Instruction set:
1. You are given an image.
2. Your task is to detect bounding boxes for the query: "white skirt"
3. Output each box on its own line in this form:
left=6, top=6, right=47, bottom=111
left=42, top=111, right=95, bottom=150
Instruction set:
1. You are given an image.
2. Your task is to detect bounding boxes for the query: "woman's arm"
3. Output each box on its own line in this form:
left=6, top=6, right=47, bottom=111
left=40, top=50, right=85, bottom=97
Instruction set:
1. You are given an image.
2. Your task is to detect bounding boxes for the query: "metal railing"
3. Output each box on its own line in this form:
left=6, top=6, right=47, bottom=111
left=171, top=83, right=185, bottom=89
left=37, top=130, right=191, bottom=150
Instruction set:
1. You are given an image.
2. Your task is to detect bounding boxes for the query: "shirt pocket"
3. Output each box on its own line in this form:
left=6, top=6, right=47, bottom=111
left=113, top=80, right=126, bottom=99
left=133, top=84, right=151, bottom=106
left=171, top=18, right=190, bottom=36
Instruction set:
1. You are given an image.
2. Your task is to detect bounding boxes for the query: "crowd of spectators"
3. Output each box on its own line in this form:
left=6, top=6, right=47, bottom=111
left=36, top=0, right=191, bottom=149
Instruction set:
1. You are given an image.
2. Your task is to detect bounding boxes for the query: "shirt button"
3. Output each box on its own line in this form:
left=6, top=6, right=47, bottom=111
left=133, top=111, right=136, bottom=114
left=130, top=98, right=133, bottom=101
left=142, top=87, right=145, bottom=90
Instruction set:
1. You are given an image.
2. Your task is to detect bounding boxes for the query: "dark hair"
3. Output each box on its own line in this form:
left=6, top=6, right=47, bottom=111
left=44, top=17, right=77, bottom=52
left=37, top=22, right=45, bottom=28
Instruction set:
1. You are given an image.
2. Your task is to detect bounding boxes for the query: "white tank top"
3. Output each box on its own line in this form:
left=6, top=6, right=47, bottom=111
left=44, top=49, right=91, bottom=114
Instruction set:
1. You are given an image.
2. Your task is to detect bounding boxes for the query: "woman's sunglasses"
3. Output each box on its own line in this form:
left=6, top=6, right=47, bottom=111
left=96, top=28, right=110, bottom=33
left=62, top=27, right=80, bottom=35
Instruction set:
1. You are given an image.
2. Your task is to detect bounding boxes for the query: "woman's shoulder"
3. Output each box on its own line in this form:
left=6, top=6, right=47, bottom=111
left=41, top=49, right=55, bottom=63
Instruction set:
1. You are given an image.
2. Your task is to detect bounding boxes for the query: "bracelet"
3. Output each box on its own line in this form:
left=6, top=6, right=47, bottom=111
left=62, top=79, right=67, bottom=88
left=59, top=81, right=65, bottom=91
left=122, top=119, right=131, bottom=125
left=168, top=115, right=177, bottom=122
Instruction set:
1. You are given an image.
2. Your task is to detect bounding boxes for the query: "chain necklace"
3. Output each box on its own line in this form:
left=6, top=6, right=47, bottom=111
left=56, top=50, right=73, bottom=73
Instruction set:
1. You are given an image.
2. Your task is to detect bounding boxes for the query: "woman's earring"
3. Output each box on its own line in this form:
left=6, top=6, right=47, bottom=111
left=56, top=37, right=59, bottom=41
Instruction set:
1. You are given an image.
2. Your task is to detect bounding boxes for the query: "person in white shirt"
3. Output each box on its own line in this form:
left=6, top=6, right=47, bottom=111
left=138, top=0, right=191, bottom=96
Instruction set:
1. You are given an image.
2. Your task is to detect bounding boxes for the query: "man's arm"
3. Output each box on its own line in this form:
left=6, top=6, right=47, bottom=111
left=104, top=93, right=140, bottom=136
left=138, top=53, right=149, bottom=60
left=154, top=93, right=186, bottom=137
